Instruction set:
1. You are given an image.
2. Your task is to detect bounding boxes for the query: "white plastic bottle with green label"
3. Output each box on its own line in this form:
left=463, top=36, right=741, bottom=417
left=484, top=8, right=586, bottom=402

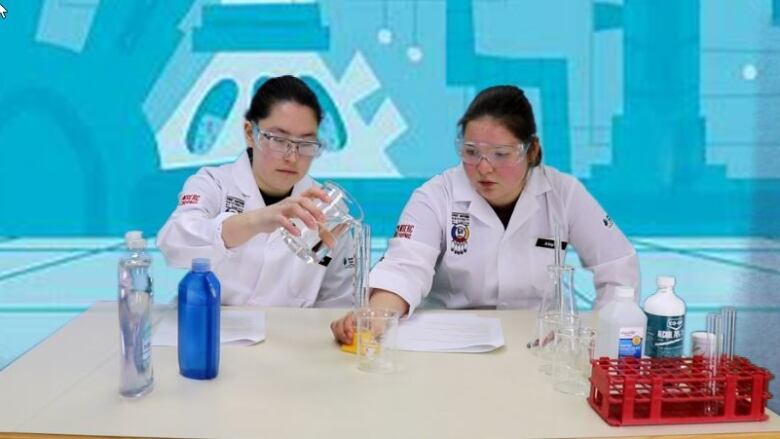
left=643, top=276, right=686, bottom=357
left=594, top=286, right=647, bottom=359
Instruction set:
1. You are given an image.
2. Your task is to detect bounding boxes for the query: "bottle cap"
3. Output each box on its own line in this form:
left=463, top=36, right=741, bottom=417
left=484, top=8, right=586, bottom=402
left=124, top=231, right=146, bottom=250
left=615, top=285, right=635, bottom=299
left=656, top=275, right=676, bottom=288
left=192, top=258, right=211, bottom=273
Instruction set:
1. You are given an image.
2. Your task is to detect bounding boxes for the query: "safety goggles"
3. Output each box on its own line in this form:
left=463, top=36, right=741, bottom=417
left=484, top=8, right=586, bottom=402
left=252, top=124, right=324, bottom=158
left=455, top=138, right=528, bottom=167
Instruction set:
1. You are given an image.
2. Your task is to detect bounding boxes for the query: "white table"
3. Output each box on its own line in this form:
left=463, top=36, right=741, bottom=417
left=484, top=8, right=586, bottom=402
left=1, top=302, right=779, bottom=439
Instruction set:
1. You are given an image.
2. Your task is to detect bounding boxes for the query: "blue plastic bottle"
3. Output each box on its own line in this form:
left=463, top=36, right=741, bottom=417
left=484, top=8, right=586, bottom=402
left=178, top=258, right=220, bottom=379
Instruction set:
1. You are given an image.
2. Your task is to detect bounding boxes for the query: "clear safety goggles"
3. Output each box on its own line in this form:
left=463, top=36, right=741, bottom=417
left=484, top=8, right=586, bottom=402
left=252, top=124, right=324, bottom=158
left=455, top=138, right=528, bottom=167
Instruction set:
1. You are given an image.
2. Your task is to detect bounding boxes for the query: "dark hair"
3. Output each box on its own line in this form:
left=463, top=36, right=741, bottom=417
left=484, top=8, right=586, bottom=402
left=245, top=75, right=323, bottom=124
left=457, top=85, right=542, bottom=166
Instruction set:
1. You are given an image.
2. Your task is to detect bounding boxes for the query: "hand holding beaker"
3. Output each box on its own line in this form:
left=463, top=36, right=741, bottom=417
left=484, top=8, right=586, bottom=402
left=280, top=182, right=363, bottom=264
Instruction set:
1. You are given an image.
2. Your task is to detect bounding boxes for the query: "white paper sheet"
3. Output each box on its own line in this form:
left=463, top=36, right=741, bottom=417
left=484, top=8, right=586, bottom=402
left=152, top=309, right=266, bottom=346
left=396, top=313, right=505, bottom=353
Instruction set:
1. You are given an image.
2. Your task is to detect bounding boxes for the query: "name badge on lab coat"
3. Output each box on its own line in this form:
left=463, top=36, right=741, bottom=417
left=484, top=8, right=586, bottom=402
left=535, top=238, right=568, bottom=250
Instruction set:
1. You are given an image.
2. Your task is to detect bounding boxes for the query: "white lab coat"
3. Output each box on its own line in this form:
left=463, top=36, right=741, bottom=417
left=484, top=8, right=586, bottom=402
left=157, top=150, right=354, bottom=308
left=370, top=164, right=640, bottom=314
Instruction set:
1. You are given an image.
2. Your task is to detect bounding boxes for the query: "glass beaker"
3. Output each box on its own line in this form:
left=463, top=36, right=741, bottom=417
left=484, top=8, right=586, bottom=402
left=356, top=308, right=400, bottom=373
left=280, top=181, right=363, bottom=264
left=533, top=265, right=579, bottom=375
left=552, top=326, right=596, bottom=396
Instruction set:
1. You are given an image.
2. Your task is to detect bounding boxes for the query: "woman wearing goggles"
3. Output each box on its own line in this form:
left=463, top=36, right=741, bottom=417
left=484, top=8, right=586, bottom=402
left=332, top=85, right=640, bottom=343
left=159, top=76, right=353, bottom=308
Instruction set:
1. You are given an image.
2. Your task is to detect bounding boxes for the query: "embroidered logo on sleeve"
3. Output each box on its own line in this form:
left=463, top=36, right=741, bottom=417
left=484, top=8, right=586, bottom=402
left=225, top=195, right=245, bottom=213
left=179, top=194, right=200, bottom=206
left=394, top=224, right=415, bottom=239
left=603, top=215, right=615, bottom=228
left=450, top=212, right=470, bottom=255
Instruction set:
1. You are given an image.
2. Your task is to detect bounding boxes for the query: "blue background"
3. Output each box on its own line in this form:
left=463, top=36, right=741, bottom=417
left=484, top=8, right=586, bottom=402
left=1, top=0, right=779, bottom=237
left=1, top=0, right=780, bottom=411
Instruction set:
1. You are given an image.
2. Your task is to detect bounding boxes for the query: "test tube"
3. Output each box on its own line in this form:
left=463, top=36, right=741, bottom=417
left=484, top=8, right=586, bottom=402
left=705, top=312, right=722, bottom=416
left=353, top=223, right=371, bottom=310
left=340, top=222, right=373, bottom=354
left=720, top=306, right=737, bottom=361
left=553, top=222, right=562, bottom=267
left=360, top=224, right=371, bottom=308
left=552, top=222, right=564, bottom=319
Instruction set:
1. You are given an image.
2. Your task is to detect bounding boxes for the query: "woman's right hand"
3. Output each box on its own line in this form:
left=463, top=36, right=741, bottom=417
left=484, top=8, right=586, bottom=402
left=330, top=312, right=355, bottom=345
left=222, top=186, right=332, bottom=249
left=250, top=186, right=331, bottom=235
left=329, top=290, right=410, bottom=345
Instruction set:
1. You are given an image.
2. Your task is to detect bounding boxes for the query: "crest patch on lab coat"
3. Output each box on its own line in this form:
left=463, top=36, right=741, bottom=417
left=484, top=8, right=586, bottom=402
left=603, top=215, right=614, bottom=228
left=225, top=195, right=245, bottom=213
left=450, top=212, right=470, bottom=255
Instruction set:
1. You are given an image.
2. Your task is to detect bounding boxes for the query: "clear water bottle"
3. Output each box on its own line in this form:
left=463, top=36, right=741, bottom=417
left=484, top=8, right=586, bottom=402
left=178, top=258, right=220, bottom=380
left=118, top=231, right=154, bottom=397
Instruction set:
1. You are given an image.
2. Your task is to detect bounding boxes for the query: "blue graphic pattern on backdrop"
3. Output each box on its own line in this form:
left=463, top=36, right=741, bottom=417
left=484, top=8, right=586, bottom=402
left=0, top=0, right=779, bottom=237
left=446, top=0, right=572, bottom=173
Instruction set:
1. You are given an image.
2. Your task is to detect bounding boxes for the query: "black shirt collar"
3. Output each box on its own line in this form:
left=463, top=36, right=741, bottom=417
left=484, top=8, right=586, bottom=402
left=247, top=148, right=292, bottom=205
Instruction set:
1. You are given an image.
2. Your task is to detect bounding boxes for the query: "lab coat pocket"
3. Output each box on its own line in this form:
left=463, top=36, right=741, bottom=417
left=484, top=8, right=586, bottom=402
left=530, top=246, right=557, bottom=299
left=287, top=259, right=327, bottom=305
left=442, top=252, right=484, bottom=307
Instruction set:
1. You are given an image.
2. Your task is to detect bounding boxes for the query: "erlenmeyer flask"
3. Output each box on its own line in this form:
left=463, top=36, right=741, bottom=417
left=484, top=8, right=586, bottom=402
left=534, top=264, right=580, bottom=374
